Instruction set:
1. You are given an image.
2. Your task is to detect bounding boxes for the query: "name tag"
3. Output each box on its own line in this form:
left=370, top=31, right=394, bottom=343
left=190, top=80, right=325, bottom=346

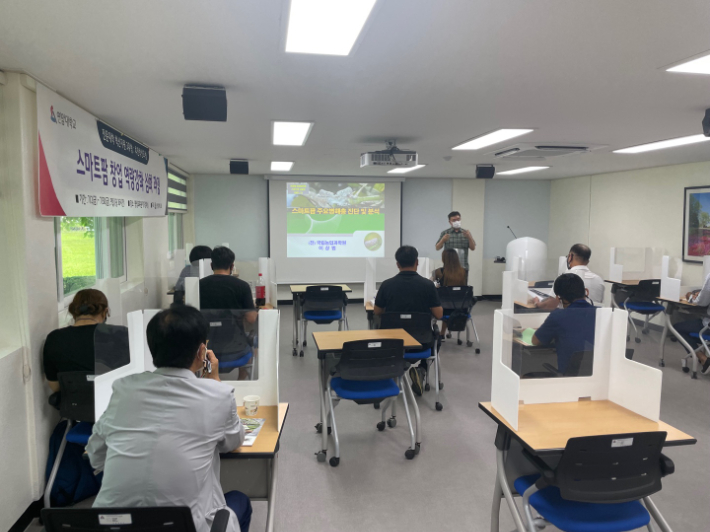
left=99, top=514, right=132, bottom=525
left=86, top=375, right=95, bottom=382
left=453, top=287, right=461, bottom=291
left=368, top=342, right=382, bottom=348
left=210, top=321, right=222, bottom=327
left=400, top=314, right=411, bottom=319
left=611, top=438, right=633, bottom=448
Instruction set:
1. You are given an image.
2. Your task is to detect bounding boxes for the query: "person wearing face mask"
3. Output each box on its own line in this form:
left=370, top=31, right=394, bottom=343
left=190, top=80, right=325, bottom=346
left=43, top=288, right=111, bottom=393
left=436, top=211, right=476, bottom=280
left=87, top=305, right=251, bottom=532
left=534, top=243, right=604, bottom=310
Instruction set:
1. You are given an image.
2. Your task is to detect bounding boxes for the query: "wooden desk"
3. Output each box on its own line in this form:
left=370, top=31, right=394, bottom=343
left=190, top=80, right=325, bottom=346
left=514, top=300, right=537, bottom=310
left=312, top=328, right=420, bottom=355
left=290, top=284, right=352, bottom=293
left=290, top=284, right=352, bottom=356
left=479, top=400, right=695, bottom=454
left=221, top=403, right=288, bottom=532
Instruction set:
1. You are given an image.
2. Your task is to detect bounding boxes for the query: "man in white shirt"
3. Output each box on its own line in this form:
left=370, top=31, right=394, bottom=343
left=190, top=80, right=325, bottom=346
left=87, top=306, right=251, bottom=532
left=535, top=244, right=604, bottom=309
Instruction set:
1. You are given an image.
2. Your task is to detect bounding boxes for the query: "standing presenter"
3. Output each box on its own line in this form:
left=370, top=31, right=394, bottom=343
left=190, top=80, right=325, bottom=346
left=436, top=211, right=476, bottom=282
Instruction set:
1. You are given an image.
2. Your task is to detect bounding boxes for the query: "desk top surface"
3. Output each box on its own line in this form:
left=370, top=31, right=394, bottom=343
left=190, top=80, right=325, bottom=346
left=290, top=284, right=352, bottom=293
left=365, top=301, right=374, bottom=311
left=658, top=297, right=698, bottom=307
left=312, top=328, right=420, bottom=351
left=228, top=403, right=289, bottom=457
left=514, top=300, right=538, bottom=309
left=479, top=400, right=695, bottom=453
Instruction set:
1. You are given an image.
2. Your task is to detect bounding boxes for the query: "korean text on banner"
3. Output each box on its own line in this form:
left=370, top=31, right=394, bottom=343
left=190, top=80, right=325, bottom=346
left=36, top=82, right=168, bottom=217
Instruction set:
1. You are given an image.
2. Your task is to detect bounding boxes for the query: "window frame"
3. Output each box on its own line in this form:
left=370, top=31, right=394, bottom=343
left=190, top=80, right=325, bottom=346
left=168, top=212, right=185, bottom=258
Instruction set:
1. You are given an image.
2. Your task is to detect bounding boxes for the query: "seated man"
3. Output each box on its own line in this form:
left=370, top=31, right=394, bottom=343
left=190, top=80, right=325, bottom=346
left=87, top=306, right=251, bottom=532
left=200, top=246, right=257, bottom=323
left=672, top=274, right=710, bottom=375
left=174, top=245, right=213, bottom=302
left=535, top=243, right=604, bottom=309
left=532, top=273, right=596, bottom=375
left=374, top=245, right=443, bottom=395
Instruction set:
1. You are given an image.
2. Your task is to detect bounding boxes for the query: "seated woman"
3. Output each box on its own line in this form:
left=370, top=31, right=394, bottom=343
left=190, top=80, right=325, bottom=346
left=173, top=245, right=213, bottom=303
left=43, top=289, right=110, bottom=392
left=432, top=248, right=468, bottom=338
left=673, top=275, right=710, bottom=375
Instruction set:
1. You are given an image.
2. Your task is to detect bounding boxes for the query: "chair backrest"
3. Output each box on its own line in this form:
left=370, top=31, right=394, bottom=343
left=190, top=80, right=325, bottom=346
left=556, top=431, right=667, bottom=503
left=533, top=280, right=555, bottom=289
left=201, top=310, right=252, bottom=360
left=336, top=339, right=405, bottom=381
left=41, top=507, right=200, bottom=532
left=566, top=350, right=594, bottom=377
left=58, top=372, right=95, bottom=422
left=379, top=312, right=434, bottom=347
left=437, top=286, right=475, bottom=311
left=94, top=324, right=130, bottom=376
left=633, top=279, right=662, bottom=301
left=302, top=285, right=345, bottom=312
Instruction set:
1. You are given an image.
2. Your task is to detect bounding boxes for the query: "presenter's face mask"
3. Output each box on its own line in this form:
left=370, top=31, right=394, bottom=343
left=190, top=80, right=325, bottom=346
left=451, top=220, right=462, bottom=229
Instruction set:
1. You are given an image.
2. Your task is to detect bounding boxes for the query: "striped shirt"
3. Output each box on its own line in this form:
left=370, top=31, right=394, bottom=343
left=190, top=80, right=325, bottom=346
left=438, top=228, right=472, bottom=270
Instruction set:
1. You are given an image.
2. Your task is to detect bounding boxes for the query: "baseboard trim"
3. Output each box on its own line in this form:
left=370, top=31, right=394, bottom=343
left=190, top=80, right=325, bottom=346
left=9, top=499, right=42, bottom=532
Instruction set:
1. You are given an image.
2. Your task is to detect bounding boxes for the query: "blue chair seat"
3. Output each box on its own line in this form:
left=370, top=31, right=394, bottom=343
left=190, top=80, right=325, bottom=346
left=330, top=377, right=400, bottom=400
left=303, top=310, right=342, bottom=321
left=514, top=475, right=650, bottom=532
left=404, top=348, right=432, bottom=360
left=688, top=331, right=710, bottom=341
left=220, top=351, right=253, bottom=370
left=66, top=422, right=94, bottom=445
left=623, top=302, right=664, bottom=313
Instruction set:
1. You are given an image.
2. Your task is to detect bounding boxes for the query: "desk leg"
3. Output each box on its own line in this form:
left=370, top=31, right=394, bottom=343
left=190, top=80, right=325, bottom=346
left=367, top=310, right=374, bottom=330
left=317, top=358, right=329, bottom=458
left=665, top=315, right=699, bottom=379
left=265, top=454, right=278, bottom=532
left=292, top=295, right=298, bottom=356
left=494, top=449, right=526, bottom=532
left=659, top=309, right=669, bottom=367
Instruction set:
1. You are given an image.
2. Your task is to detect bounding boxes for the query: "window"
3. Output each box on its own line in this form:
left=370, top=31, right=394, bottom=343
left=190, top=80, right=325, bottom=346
left=168, top=213, right=185, bottom=256
left=56, top=217, right=127, bottom=302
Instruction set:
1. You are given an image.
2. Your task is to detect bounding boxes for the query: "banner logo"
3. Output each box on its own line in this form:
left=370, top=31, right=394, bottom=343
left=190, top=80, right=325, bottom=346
left=50, top=105, right=56, bottom=123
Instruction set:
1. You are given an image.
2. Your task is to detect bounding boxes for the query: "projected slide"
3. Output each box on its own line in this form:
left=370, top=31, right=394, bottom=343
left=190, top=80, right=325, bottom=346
left=287, top=182, right=385, bottom=258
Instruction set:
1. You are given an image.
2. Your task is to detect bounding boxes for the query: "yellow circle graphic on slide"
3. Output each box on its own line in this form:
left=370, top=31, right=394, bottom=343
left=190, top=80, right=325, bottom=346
left=364, top=232, right=383, bottom=251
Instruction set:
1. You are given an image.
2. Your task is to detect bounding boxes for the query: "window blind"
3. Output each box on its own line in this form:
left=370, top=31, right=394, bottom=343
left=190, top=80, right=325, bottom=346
left=167, top=171, right=188, bottom=213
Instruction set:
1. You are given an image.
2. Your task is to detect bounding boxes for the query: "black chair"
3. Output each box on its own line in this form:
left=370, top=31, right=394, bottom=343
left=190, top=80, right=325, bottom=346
left=515, top=432, right=674, bottom=532
left=201, top=309, right=255, bottom=377
left=612, top=280, right=665, bottom=344
left=42, top=506, right=230, bottom=532
left=380, top=312, right=443, bottom=411
left=94, top=324, right=130, bottom=376
left=324, top=339, right=418, bottom=466
left=522, top=350, right=592, bottom=379
left=45, top=371, right=96, bottom=508
left=437, top=286, right=480, bottom=352
left=298, top=285, right=348, bottom=357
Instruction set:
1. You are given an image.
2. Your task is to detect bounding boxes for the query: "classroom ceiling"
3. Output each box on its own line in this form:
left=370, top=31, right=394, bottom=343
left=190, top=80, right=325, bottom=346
left=2, top=0, right=710, bottom=180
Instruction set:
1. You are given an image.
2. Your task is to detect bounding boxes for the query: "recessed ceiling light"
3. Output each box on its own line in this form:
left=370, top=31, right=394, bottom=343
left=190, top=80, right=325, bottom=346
left=497, top=166, right=550, bottom=175
left=285, top=0, right=378, bottom=56
left=667, top=53, right=710, bottom=74
left=387, top=165, right=426, bottom=174
left=271, top=161, right=294, bottom=171
left=613, top=134, right=710, bottom=154
left=452, top=129, right=534, bottom=151
left=273, top=121, right=314, bottom=146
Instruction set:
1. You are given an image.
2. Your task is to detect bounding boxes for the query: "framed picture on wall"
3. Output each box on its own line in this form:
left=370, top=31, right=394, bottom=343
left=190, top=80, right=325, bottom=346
left=683, top=185, right=710, bottom=262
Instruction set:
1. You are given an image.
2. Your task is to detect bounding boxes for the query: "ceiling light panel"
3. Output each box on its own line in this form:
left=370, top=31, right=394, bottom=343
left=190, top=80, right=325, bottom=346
left=497, top=166, right=550, bottom=175
left=613, top=134, right=710, bottom=154
left=667, top=53, right=710, bottom=74
left=452, top=129, right=534, bottom=150
left=387, top=165, right=426, bottom=174
left=273, top=121, right=314, bottom=146
left=271, top=161, right=294, bottom=171
left=285, top=0, right=378, bottom=56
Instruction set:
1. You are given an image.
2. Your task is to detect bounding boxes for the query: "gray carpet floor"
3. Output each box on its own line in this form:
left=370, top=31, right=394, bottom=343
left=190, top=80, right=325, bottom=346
left=27, top=301, right=710, bottom=532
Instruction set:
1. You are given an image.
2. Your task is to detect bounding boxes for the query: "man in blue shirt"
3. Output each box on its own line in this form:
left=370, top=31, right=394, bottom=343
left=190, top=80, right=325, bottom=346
left=532, top=273, right=596, bottom=375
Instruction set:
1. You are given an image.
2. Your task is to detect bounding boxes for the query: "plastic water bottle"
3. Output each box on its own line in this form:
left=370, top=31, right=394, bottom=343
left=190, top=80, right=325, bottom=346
left=255, top=273, right=266, bottom=307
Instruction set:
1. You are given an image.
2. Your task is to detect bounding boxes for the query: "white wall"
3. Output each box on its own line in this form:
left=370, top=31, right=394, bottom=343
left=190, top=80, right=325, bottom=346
left=401, top=178, right=453, bottom=266
left=452, top=179, right=485, bottom=296
left=194, top=174, right=268, bottom=259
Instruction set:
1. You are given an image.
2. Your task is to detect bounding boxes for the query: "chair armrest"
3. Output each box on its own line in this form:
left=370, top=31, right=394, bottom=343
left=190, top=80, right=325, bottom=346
left=660, top=453, right=675, bottom=477
left=210, top=509, right=231, bottom=532
left=541, top=363, right=563, bottom=376
left=521, top=449, right=555, bottom=486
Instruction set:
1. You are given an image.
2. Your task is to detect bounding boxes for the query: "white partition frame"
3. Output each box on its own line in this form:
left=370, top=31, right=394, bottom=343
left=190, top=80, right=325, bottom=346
left=198, top=258, right=212, bottom=279
left=184, top=277, right=200, bottom=309
left=660, top=255, right=681, bottom=301
left=501, top=270, right=528, bottom=311
left=258, top=257, right=278, bottom=308
left=608, top=247, right=624, bottom=283
left=364, top=258, right=376, bottom=306
left=96, top=277, right=123, bottom=326
left=704, top=256, right=710, bottom=283
left=557, top=256, right=567, bottom=276
left=490, top=307, right=663, bottom=430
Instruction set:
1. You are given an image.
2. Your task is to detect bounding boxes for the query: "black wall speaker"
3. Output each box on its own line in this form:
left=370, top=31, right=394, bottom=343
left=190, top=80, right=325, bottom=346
left=182, top=85, right=227, bottom=122
left=230, top=160, right=249, bottom=175
left=476, top=165, right=495, bottom=179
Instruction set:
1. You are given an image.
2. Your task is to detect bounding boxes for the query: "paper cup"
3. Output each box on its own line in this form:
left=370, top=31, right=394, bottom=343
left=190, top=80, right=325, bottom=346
left=243, top=395, right=260, bottom=416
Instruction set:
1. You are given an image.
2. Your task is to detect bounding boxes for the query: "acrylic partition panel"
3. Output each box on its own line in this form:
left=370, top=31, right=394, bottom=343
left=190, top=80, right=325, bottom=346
left=660, top=255, right=682, bottom=301
left=198, top=258, right=212, bottom=279
left=184, top=277, right=200, bottom=309
left=704, top=256, right=710, bottom=284
left=558, top=256, right=567, bottom=276
left=166, top=249, right=187, bottom=290
left=364, top=258, right=376, bottom=305
left=201, top=309, right=259, bottom=381
left=609, top=247, right=665, bottom=282
left=501, top=270, right=529, bottom=311
left=95, top=277, right=123, bottom=326
left=233, top=260, right=259, bottom=296
left=258, top=257, right=278, bottom=308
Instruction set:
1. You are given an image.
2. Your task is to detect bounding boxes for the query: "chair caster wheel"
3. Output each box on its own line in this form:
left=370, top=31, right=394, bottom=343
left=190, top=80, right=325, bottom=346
left=457, top=339, right=463, bottom=345
left=374, top=402, right=380, bottom=409
left=682, top=366, right=690, bottom=373
left=446, top=332, right=452, bottom=339
left=659, top=360, right=665, bottom=367
left=405, top=449, right=416, bottom=460
left=435, top=402, right=443, bottom=411
left=329, top=457, right=340, bottom=467
left=299, top=350, right=304, bottom=357
left=438, top=382, right=444, bottom=390
left=475, top=348, right=481, bottom=354
left=316, top=451, right=326, bottom=463
left=292, top=348, right=297, bottom=356
left=377, top=421, right=385, bottom=431
left=424, top=383, right=431, bottom=392
left=634, top=338, right=641, bottom=344
left=415, top=443, right=421, bottom=455
left=466, top=341, right=473, bottom=347
left=303, top=340, right=307, bottom=346
left=387, top=418, right=396, bottom=428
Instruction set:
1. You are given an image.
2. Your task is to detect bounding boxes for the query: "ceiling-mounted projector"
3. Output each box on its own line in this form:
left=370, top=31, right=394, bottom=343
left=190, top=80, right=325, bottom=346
left=360, top=140, right=418, bottom=168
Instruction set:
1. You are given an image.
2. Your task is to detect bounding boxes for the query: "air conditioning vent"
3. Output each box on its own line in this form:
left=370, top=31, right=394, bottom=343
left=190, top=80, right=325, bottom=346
left=491, top=143, right=605, bottom=160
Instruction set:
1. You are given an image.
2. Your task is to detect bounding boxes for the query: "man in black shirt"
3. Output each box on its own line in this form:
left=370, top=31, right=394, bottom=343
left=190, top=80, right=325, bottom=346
left=374, top=246, right=443, bottom=395
left=200, top=247, right=257, bottom=324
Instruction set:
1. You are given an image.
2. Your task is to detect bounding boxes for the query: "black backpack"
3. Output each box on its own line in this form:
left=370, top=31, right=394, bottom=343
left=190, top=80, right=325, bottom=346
left=447, top=308, right=469, bottom=332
